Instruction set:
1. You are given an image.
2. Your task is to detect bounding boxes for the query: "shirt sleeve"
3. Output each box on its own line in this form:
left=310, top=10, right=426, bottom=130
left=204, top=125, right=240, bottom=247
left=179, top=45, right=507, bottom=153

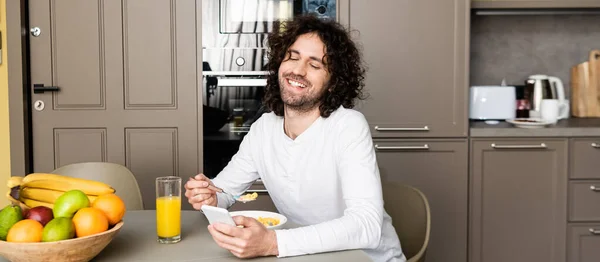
left=274, top=112, right=384, bottom=257
left=211, top=119, right=262, bottom=209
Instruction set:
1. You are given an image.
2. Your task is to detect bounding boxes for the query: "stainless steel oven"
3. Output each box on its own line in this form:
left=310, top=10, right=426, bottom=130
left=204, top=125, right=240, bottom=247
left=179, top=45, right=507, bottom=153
left=202, top=0, right=337, bottom=178
left=218, top=0, right=337, bottom=34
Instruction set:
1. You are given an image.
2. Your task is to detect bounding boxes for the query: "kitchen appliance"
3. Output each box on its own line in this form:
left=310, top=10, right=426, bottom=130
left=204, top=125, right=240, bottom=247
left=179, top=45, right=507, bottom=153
left=525, top=74, right=568, bottom=119
left=202, top=0, right=337, bottom=178
left=202, top=0, right=337, bottom=115
left=469, top=86, right=516, bottom=120
left=219, top=0, right=336, bottom=34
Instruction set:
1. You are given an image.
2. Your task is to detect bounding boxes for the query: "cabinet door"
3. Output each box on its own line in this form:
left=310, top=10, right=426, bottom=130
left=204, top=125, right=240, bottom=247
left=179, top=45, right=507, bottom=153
left=340, top=0, right=469, bottom=138
left=470, top=138, right=567, bottom=262
left=568, top=224, right=600, bottom=262
left=570, top=138, right=600, bottom=179
left=375, top=139, right=468, bottom=262
left=568, top=180, right=600, bottom=222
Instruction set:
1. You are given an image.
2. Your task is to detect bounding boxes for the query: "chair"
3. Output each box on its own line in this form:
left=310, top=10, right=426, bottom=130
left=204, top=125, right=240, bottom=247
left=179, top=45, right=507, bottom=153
left=382, top=182, right=431, bottom=262
left=51, top=162, right=144, bottom=210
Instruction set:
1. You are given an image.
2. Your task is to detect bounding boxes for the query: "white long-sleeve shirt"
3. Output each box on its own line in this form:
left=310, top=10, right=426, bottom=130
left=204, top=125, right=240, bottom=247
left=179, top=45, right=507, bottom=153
left=212, top=106, right=406, bottom=262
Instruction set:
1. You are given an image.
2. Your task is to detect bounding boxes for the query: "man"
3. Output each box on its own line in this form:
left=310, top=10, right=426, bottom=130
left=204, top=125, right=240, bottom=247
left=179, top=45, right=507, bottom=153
left=185, top=15, right=406, bottom=262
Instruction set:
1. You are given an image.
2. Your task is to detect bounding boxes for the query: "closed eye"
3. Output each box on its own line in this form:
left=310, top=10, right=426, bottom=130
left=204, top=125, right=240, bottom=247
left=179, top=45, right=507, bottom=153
left=286, top=50, right=300, bottom=61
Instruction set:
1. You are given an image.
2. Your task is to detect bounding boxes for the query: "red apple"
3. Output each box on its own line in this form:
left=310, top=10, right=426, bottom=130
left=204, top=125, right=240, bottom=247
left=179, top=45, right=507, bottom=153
left=25, top=206, right=54, bottom=226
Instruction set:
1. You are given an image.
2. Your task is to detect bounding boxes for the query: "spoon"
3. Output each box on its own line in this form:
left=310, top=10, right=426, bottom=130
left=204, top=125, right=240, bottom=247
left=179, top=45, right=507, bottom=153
left=208, top=185, right=258, bottom=203
left=189, top=177, right=256, bottom=203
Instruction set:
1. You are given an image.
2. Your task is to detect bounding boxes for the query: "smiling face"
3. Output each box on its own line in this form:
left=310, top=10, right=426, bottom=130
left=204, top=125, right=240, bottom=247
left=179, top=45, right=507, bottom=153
left=278, top=33, right=331, bottom=113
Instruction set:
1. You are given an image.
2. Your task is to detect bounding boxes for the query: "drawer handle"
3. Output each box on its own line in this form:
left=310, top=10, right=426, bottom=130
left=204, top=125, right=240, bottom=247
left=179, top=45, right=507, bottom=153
left=592, top=143, right=600, bottom=148
left=375, top=144, right=430, bottom=151
left=491, top=143, right=547, bottom=149
left=590, top=185, right=600, bottom=192
left=374, top=126, right=429, bottom=131
left=246, top=189, right=268, bottom=193
left=589, top=228, right=600, bottom=235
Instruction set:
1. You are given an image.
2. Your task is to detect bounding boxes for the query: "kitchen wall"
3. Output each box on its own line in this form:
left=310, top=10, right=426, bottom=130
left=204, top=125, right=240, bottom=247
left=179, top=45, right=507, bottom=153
left=470, top=14, right=600, bottom=97
left=0, top=0, right=11, bottom=207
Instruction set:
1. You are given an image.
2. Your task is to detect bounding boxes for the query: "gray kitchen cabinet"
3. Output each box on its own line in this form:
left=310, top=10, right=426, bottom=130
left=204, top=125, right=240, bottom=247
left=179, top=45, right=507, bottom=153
left=471, top=0, right=600, bottom=9
left=569, top=138, right=600, bottom=179
left=567, top=138, right=600, bottom=261
left=228, top=180, right=277, bottom=212
left=337, top=0, right=469, bottom=138
left=375, top=139, right=468, bottom=262
left=470, top=138, right=568, bottom=262
left=568, top=223, right=600, bottom=262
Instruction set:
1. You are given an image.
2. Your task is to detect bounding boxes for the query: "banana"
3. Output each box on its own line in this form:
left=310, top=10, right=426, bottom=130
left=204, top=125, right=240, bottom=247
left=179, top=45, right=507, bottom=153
left=6, top=176, right=23, bottom=188
left=20, top=187, right=97, bottom=204
left=20, top=187, right=63, bottom=203
left=20, top=187, right=98, bottom=204
left=22, top=173, right=115, bottom=195
left=20, top=197, right=54, bottom=209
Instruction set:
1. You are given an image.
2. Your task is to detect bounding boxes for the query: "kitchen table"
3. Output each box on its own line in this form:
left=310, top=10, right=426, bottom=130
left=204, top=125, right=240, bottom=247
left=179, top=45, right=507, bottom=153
left=89, top=210, right=372, bottom=261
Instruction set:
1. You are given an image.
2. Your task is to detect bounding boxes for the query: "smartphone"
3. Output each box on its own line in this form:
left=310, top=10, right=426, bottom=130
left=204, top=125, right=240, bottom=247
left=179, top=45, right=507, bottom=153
left=201, top=205, right=237, bottom=226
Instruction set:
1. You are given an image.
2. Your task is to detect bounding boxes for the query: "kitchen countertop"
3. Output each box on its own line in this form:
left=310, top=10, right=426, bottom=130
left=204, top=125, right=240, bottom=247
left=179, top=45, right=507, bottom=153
left=469, top=118, right=600, bottom=137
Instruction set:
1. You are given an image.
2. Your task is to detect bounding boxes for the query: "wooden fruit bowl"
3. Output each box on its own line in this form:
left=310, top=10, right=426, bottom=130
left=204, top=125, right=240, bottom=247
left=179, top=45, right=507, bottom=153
left=2, top=192, right=124, bottom=262
left=0, top=221, right=123, bottom=262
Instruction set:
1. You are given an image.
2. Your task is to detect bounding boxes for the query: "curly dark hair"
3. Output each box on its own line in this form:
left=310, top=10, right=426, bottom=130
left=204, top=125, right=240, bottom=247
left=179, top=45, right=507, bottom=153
left=263, top=14, right=366, bottom=117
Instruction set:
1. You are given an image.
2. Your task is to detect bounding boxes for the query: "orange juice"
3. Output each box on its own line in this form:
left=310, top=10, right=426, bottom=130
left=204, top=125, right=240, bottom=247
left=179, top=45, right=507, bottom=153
left=156, top=196, right=181, bottom=238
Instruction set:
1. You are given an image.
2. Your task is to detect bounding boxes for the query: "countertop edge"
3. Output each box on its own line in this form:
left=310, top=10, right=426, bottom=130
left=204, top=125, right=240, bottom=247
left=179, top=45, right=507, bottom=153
left=469, top=118, right=600, bottom=138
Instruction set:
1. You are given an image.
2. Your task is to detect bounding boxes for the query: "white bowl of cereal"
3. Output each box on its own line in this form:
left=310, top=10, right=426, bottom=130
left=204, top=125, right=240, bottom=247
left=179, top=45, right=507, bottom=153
left=229, top=210, right=287, bottom=230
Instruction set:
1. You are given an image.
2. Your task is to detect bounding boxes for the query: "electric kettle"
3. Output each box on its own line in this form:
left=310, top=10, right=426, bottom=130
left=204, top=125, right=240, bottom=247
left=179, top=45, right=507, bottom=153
left=525, top=74, right=569, bottom=119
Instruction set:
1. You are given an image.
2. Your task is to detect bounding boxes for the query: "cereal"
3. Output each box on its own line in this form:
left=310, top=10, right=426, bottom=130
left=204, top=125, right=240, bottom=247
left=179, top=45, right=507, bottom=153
left=257, top=216, right=280, bottom=227
left=237, top=192, right=258, bottom=201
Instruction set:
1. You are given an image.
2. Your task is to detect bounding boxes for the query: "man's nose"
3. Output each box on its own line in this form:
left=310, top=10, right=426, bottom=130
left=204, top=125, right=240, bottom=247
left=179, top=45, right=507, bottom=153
left=291, top=62, right=307, bottom=76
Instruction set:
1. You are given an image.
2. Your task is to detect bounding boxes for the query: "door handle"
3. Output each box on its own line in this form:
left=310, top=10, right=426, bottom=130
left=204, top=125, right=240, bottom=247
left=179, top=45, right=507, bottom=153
left=374, top=144, right=430, bottom=151
left=491, top=143, right=547, bottom=149
left=374, top=126, right=429, bottom=131
left=33, top=84, right=60, bottom=94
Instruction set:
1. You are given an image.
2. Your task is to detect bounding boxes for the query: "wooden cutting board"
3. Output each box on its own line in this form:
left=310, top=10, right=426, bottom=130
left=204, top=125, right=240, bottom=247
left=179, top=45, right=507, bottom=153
left=589, top=49, right=600, bottom=117
left=570, top=50, right=600, bottom=117
left=571, top=61, right=589, bottom=117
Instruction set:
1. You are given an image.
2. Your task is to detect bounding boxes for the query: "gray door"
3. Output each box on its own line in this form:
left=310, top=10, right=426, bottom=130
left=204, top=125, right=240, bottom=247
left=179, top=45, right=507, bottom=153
left=28, top=0, right=201, bottom=210
left=374, top=139, right=468, bottom=262
left=470, top=138, right=567, bottom=262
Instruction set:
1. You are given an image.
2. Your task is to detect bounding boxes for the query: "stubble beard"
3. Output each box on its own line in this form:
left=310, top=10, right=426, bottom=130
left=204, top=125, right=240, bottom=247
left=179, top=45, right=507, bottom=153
left=278, top=76, right=325, bottom=113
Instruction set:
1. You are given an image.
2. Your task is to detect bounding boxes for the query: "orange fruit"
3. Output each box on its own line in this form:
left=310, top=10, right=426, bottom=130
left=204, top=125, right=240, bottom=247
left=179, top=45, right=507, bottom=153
left=7, top=219, right=43, bottom=243
left=72, top=207, right=108, bottom=238
left=92, top=194, right=126, bottom=226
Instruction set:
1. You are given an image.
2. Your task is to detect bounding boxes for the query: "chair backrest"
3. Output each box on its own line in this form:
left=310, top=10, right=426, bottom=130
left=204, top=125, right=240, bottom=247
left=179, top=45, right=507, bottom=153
left=382, top=182, right=431, bottom=262
left=52, top=162, right=144, bottom=210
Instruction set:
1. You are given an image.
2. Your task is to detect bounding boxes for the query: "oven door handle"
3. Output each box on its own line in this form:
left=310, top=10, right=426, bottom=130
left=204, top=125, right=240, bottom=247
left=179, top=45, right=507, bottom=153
left=216, top=78, right=267, bottom=87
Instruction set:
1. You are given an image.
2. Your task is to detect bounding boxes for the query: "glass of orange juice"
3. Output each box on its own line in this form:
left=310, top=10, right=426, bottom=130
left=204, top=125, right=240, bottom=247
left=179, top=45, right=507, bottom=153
left=156, top=176, right=181, bottom=244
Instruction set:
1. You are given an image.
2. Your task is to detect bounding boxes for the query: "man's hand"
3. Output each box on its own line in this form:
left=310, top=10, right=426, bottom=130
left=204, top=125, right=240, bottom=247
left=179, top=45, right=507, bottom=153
left=184, top=174, right=217, bottom=210
left=207, top=215, right=279, bottom=258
